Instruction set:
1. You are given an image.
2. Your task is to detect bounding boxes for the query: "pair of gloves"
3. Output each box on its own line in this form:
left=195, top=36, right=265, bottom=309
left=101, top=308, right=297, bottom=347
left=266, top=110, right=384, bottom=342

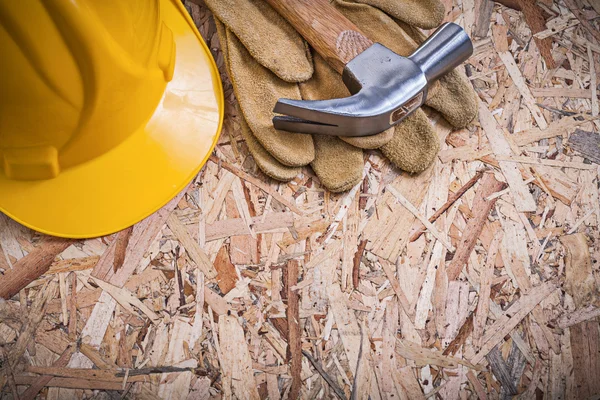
left=206, top=0, right=478, bottom=192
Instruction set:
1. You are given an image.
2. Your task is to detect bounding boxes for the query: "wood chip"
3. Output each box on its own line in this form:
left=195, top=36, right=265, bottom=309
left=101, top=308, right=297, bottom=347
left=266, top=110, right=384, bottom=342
left=447, top=172, right=506, bottom=280
left=213, top=244, right=238, bottom=294
left=473, top=232, right=502, bottom=348
left=517, top=0, right=556, bottom=67
left=219, top=315, right=260, bottom=400
left=467, top=281, right=559, bottom=364
left=91, top=277, right=160, bottom=323
left=497, top=51, right=548, bottom=129
left=209, top=155, right=304, bottom=215
left=0, top=237, right=74, bottom=299
left=567, top=129, right=600, bottom=164
left=479, top=103, right=537, bottom=212
left=387, top=185, right=455, bottom=252
left=167, top=214, right=217, bottom=279
left=286, top=260, right=302, bottom=400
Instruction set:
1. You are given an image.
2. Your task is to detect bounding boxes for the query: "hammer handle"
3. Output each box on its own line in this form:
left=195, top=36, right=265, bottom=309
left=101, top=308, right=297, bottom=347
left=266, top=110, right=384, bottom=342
left=265, top=0, right=373, bottom=74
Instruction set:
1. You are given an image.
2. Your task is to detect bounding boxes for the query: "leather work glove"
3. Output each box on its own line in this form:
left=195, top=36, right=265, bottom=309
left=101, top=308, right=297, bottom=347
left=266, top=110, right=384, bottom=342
left=205, top=0, right=478, bottom=192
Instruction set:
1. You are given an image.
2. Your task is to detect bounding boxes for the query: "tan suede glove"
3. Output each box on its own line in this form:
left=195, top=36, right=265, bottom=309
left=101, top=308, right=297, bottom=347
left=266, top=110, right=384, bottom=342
left=206, top=0, right=478, bottom=192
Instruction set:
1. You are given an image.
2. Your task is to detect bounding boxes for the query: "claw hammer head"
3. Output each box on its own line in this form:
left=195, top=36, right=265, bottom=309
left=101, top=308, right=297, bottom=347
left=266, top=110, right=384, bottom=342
left=273, top=23, right=473, bottom=137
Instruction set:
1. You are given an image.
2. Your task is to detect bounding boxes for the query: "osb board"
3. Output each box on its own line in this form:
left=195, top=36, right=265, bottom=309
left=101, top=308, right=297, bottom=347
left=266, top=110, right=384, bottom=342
left=1, top=0, right=600, bottom=399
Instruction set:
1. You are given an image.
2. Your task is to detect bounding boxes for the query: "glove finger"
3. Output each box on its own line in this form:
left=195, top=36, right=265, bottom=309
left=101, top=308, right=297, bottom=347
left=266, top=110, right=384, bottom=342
left=343, top=127, right=394, bottom=149
left=295, top=53, right=365, bottom=192
left=205, top=0, right=313, bottom=83
left=346, top=0, right=445, bottom=29
left=425, top=70, right=478, bottom=129
left=311, top=135, right=364, bottom=193
left=222, top=24, right=315, bottom=167
left=298, top=52, right=394, bottom=149
left=215, top=18, right=231, bottom=72
left=380, top=109, right=440, bottom=173
left=239, top=116, right=301, bottom=182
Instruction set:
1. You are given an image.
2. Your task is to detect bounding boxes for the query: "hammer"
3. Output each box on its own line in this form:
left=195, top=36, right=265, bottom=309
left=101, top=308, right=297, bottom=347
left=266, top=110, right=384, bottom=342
left=265, top=0, right=473, bottom=137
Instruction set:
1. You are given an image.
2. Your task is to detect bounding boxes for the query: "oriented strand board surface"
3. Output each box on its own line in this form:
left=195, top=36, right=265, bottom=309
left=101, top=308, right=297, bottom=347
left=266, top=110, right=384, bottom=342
left=1, top=0, right=600, bottom=398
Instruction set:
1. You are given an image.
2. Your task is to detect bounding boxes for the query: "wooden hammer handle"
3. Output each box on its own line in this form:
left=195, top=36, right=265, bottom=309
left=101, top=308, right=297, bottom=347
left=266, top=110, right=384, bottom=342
left=265, top=0, right=373, bottom=74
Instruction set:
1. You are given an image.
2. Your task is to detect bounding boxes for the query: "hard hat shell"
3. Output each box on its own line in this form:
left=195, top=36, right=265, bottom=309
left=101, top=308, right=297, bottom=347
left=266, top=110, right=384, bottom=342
left=0, top=0, right=224, bottom=238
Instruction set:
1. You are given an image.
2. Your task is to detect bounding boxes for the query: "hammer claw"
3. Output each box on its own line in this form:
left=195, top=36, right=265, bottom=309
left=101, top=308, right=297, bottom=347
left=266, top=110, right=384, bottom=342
left=272, top=115, right=341, bottom=136
left=273, top=97, right=385, bottom=137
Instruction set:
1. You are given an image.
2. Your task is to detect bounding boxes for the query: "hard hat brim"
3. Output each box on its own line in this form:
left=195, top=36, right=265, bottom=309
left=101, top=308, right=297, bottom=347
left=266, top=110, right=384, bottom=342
left=0, top=0, right=224, bottom=238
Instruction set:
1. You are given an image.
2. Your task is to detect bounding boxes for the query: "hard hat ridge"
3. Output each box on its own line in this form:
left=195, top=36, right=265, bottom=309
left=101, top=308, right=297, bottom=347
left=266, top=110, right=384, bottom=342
left=0, top=0, right=176, bottom=180
left=0, top=0, right=223, bottom=238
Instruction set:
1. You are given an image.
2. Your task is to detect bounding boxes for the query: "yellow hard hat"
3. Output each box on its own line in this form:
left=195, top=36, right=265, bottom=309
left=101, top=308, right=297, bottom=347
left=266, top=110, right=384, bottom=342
left=0, top=0, right=223, bottom=238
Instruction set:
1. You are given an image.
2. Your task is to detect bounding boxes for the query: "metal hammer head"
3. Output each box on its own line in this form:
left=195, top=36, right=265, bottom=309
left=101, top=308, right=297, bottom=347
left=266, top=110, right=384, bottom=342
left=273, top=23, right=473, bottom=137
